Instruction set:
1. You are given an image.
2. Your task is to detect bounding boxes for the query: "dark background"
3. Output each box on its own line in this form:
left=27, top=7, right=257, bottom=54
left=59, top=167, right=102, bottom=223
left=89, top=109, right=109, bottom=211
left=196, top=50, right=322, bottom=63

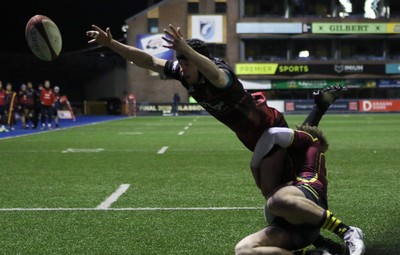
left=0, top=1, right=153, bottom=104
left=0, top=1, right=149, bottom=54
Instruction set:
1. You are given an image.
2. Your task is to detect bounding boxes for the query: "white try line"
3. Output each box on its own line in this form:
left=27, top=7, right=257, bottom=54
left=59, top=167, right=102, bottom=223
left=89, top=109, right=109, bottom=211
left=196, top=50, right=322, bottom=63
left=0, top=207, right=262, bottom=212
left=96, top=184, right=131, bottom=209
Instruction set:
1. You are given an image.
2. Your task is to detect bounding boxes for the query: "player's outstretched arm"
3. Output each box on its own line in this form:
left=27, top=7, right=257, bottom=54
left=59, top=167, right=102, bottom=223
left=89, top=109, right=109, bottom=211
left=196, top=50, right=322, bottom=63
left=163, top=24, right=228, bottom=88
left=86, top=25, right=167, bottom=73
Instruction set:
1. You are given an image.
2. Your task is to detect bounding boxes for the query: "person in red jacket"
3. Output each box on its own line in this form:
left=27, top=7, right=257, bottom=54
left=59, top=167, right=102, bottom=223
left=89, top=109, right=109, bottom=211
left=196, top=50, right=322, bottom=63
left=40, top=80, right=55, bottom=130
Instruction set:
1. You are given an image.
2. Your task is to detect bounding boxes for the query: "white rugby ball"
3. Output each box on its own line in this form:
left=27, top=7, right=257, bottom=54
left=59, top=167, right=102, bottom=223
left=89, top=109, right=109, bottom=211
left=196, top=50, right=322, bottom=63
left=25, top=15, right=62, bottom=61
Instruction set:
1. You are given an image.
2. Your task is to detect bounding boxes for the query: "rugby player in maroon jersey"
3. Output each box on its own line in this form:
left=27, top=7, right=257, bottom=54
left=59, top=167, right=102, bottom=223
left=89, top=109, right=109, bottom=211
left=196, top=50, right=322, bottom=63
left=87, top=24, right=343, bottom=199
left=236, top=126, right=365, bottom=255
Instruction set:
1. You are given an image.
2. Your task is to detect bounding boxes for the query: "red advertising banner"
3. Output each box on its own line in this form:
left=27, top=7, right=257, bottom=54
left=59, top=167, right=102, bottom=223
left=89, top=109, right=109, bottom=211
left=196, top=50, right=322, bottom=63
left=359, top=100, right=400, bottom=112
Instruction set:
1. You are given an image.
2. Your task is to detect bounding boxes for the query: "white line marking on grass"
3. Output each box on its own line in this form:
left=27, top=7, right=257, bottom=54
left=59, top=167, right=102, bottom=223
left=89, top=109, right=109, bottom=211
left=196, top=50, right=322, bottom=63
left=157, top=146, right=169, bottom=154
left=62, top=148, right=105, bottom=153
left=178, top=131, right=185, bottom=135
left=0, top=207, right=262, bottom=212
left=96, top=184, right=131, bottom=209
left=118, top=132, right=143, bottom=135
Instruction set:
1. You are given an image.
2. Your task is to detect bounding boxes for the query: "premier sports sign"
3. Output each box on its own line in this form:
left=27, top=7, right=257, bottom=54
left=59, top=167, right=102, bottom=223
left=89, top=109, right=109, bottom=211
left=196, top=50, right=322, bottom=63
left=236, top=63, right=385, bottom=75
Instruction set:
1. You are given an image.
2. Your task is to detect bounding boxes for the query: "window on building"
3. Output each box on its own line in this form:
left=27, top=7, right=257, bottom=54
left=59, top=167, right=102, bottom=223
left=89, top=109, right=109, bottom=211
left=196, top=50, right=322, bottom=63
left=148, top=18, right=159, bottom=34
left=340, top=39, right=384, bottom=60
left=292, top=39, right=333, bottom=60
left=242, top=39, right=287, bottom=61
left=337, top=0, right=388, bottom=18
left=188, top=2, right=199, bottom=14
left=291, top=0, right=332, bottom=17
left=215, top=2, right=227, bottom=13
left=243, top=0, right=285, bottom=17
left=389, top=0, right=400, bottom=18
left=387, top=39, right=400, bottom=59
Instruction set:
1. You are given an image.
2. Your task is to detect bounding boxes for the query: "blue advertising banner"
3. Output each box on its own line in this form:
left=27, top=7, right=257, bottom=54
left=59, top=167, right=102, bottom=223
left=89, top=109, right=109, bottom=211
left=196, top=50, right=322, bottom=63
left=136, top=34, right=174, bottom=60
left=377, top=79, right=400, bottom=88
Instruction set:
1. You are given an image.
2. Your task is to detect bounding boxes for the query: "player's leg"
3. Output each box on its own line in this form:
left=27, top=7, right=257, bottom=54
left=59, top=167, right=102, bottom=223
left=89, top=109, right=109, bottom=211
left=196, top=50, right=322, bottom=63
left=251, top=147, right=286, bottom=198
left=46, top=106, right=53, bottom=129
left=235, top=225, right=303, bottom=255
left=267, top=185, right=365, bottom=255
left=40, top=106, right=46, bottom=129
left=302, top=85, right=346, bottom=127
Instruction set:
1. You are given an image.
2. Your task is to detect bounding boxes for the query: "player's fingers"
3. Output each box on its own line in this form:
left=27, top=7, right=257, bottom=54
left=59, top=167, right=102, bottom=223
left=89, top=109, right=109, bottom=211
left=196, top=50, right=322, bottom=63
left=168, top=24, right=179, bottom=37
left=86, top=31, right=99, bottom=39
left=163, top=29, right=174, bottom=39
left=176, top=27, right=183, bottom=38
left=106, top=27, right=113, bottom=38
left=162, top=36, right=173, bottom=44
left=91, top=24, right=102, bottom=32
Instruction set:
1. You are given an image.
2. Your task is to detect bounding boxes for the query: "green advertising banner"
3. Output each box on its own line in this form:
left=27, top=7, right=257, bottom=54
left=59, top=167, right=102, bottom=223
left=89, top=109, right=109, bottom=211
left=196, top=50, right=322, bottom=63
left=271, top=80, right=376, bottom=89
left=312, top=23, right=387, bottom=34
left=272, top=80, right=346, bottom=89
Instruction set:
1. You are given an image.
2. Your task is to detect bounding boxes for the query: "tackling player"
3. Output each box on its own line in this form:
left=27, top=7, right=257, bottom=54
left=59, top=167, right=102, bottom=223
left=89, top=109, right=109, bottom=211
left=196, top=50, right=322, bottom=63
left=236, top=126, right=365, bottom=255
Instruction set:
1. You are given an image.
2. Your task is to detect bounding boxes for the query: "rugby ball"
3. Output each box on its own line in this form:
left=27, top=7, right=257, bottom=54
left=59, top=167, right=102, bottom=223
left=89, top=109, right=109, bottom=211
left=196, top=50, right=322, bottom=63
left=25, top=15, right=62, bottom=61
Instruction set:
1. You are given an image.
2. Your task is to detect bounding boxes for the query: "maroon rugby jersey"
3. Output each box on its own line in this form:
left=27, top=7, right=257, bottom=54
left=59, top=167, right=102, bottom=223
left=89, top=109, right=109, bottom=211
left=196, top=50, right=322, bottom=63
left=285, top=130, right=328, bottom=204
left=164, top=58, right=287, bottom=151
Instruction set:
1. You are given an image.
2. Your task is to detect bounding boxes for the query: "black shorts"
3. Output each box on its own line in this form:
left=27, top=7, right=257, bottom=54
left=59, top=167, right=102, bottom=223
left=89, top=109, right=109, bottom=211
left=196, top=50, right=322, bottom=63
left=264, top=186, right=327, bottom=250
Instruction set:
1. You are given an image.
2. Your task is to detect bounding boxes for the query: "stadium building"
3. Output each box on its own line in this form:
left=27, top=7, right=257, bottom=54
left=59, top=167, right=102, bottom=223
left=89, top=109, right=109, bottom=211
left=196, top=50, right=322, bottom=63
left=121, top=0, right=400, bottom=113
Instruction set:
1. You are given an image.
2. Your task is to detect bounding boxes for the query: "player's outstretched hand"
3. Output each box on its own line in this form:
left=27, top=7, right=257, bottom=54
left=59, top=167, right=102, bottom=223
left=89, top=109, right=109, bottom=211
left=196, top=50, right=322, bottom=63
left=86, top=25, right=113, bottom=47
left=162, top=24, right=191, bottom=56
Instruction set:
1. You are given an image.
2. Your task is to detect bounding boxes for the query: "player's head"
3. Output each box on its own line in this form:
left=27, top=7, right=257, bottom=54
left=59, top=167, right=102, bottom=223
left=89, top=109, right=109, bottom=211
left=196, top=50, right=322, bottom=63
left=176, top=39, right=212, bottom=85
left=176, top=38, right=212, bottom=60
left=296, top=125, right=329, bottom=152
left=54, top=86, right=60, bottom=93
left=21, top=84, right=27, bottom=90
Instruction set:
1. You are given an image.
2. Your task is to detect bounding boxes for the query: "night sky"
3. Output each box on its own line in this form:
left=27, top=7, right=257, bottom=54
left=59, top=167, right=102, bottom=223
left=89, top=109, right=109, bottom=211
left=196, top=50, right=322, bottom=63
left=0, top=1, right=149, bottom=54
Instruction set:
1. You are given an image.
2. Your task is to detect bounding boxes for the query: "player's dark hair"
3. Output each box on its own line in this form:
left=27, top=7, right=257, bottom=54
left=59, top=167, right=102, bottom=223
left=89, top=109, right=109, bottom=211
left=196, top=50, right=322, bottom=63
left=296, top=125, right=329, bottom=152
left=176, top=38, right=212, bottom=60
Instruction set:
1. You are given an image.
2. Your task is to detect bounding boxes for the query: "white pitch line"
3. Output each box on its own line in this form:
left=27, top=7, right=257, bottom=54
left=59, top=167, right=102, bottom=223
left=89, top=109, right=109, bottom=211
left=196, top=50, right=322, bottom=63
left=96, top=184, right=130, bottom=209
left=0, top=207, right=262, bottom=212
left=157, top=146, right=169, bottom=154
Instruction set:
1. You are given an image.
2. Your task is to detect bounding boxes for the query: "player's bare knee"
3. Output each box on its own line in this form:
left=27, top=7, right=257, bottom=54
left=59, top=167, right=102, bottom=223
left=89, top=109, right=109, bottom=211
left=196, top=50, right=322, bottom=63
left=234, top=242, right=253, bottom=255
left=267, top=193, right=294, bottom=214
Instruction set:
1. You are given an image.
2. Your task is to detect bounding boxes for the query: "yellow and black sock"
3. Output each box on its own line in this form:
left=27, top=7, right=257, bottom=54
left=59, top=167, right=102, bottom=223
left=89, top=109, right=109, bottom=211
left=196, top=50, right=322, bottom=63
left=320, top=210, right=350, bottom=238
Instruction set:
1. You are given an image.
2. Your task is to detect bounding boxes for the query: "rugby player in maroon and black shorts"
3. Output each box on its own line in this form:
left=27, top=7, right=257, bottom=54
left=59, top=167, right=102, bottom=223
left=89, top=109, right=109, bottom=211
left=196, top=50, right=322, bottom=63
left=236, top=126, right=365, bottom=255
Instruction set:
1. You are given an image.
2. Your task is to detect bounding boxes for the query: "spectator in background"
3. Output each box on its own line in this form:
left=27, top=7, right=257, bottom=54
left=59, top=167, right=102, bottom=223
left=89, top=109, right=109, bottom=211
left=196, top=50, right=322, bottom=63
left=0, top=80, right=8, bottom=132
left=172, top=92, right=180, bottom=116
left=18, top=83, right=28, bottom=129
left=40, top=80, right=55, bottom=130
left=53, top=86, right=61, bottom=128
left=25, top=81, right=36, bottom=129
left=33, top=83, right=43, bottom=129
left=4, top=83, right=17, bottom=131
left=18, top=83, right=35, bottom=129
